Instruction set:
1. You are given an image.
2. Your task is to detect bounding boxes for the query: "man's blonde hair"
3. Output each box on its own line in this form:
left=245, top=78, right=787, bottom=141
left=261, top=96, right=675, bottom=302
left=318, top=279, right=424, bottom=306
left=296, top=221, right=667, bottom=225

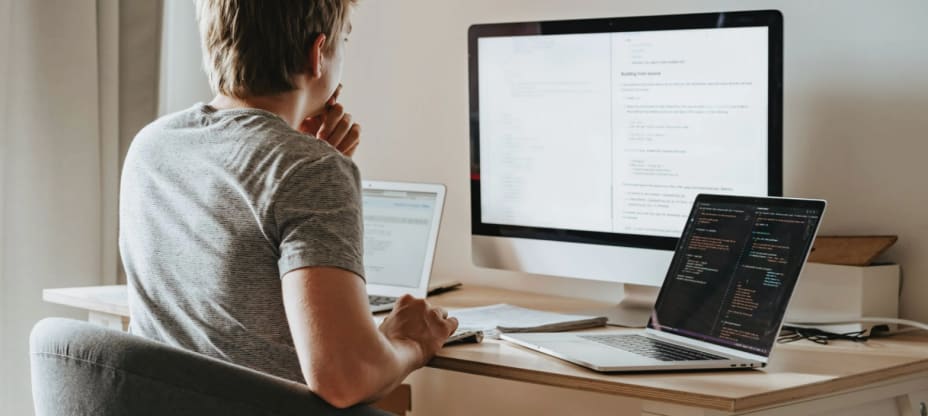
left=195, top=0, right=356, bottom=98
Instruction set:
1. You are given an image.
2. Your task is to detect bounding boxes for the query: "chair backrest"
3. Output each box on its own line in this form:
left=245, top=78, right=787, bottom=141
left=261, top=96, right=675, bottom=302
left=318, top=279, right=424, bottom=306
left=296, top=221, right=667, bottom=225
left=29, top=318, right=390, bottom=416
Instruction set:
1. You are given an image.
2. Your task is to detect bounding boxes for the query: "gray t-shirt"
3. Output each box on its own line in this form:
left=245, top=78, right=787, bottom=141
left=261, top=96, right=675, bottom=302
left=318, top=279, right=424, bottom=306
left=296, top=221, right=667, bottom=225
left=119, top=103, right=364, bottom=383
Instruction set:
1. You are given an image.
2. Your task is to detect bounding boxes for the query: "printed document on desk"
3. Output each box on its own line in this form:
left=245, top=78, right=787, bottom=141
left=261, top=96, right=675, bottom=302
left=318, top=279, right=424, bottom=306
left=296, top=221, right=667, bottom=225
left=449, top=304, right=607, bottom=338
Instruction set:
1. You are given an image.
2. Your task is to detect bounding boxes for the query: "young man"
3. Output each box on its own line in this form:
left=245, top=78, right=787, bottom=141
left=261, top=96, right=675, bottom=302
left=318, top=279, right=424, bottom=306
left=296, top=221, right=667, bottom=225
left=119, top=0, right=458, bottom=408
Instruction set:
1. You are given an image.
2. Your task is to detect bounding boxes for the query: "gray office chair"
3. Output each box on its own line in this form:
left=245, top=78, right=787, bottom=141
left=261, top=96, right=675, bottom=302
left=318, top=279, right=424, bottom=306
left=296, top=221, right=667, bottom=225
left=29, top=318, right=391, bottom=416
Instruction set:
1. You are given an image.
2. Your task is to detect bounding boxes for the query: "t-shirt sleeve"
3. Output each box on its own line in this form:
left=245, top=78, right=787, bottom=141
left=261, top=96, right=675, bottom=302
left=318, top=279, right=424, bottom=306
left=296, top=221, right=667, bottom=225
left=272, top=154, right=364, bottom=279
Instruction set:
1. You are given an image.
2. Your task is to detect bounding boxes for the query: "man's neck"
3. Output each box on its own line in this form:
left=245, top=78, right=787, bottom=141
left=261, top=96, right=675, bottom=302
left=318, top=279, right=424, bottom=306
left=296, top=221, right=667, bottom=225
left=209, top=91, right=315, bottom=131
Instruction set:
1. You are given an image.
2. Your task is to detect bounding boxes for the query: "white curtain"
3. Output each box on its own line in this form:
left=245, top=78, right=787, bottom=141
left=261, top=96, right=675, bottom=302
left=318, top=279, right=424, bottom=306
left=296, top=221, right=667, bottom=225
left=0, top=1, right=161, bottom=413
left=0, top=0, right=10, bottom=406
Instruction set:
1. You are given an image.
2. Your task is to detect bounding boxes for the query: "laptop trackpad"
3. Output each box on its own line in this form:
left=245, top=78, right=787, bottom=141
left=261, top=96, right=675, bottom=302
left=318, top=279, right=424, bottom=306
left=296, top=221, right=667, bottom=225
left=535, top=339, right=661, bottom=367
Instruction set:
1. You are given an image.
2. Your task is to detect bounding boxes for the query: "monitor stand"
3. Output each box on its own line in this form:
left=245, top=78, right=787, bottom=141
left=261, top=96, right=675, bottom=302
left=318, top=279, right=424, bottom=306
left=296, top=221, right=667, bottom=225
left=580, top=283, right=659, bottom=328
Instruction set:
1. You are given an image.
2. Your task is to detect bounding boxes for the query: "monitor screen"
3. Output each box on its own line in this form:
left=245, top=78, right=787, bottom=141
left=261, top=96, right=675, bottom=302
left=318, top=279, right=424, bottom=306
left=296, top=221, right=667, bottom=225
left=470, top=11, right=783, bottom=254
left=649, top=195, right=825, bottom=356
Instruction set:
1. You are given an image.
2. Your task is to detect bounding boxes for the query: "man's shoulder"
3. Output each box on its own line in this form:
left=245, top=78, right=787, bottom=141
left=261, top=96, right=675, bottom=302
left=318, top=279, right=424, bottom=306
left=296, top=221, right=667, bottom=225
left=253, top=125, right=345, bottom=166
left=132, top=103, right=350, bottom=169
left=242, top=121, right=358, bottom=186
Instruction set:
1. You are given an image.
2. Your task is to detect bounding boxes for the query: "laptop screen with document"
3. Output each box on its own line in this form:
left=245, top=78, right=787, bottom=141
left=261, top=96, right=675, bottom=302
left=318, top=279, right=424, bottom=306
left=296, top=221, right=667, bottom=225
left=362, top=186, right=441, bottom=289
left=649, top=194, right=825, bottom=356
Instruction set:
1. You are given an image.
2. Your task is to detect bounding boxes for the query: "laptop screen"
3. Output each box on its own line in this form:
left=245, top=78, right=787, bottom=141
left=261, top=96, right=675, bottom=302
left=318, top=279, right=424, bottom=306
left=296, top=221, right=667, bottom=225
left=649, top=195, right=824, bottom=356
left=362, top=188, right=440, bottom=288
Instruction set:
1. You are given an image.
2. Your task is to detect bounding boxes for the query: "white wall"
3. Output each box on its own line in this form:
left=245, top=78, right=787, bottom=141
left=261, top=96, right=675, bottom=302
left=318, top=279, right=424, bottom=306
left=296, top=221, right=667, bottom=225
left=342, top=0, right=928, bottom=317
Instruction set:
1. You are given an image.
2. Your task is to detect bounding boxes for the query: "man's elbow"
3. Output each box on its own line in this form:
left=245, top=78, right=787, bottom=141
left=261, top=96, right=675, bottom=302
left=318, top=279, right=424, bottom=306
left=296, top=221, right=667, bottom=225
left=312, top=385, right=366, bottom=409
left=305, top=369, right=374, bottom=409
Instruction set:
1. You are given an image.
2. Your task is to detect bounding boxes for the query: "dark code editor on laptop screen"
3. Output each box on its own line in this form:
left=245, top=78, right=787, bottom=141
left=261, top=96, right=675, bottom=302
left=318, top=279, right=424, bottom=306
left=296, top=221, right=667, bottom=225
left=651, top=200, right=822, bottom=356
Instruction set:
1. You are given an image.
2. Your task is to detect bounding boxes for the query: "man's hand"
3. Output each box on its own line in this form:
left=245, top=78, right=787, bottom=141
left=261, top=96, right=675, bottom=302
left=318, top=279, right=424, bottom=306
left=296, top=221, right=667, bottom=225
left=379, top=295, right=459, bottom=367
left=300, top=84, right=361, bottom=157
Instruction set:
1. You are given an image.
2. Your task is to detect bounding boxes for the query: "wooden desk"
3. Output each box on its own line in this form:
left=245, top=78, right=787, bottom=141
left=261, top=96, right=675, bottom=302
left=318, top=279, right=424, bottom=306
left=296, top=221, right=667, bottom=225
left=44, top=285, right=928, bottom=416
left=44, top=285, right=129, bottom=330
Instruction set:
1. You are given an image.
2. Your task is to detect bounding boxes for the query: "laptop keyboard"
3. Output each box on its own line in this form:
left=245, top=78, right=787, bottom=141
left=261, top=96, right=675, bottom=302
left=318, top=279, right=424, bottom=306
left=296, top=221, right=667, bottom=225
left=579, top=334, right=727, bottom=361
left=368, top=295, right=397, bottom=306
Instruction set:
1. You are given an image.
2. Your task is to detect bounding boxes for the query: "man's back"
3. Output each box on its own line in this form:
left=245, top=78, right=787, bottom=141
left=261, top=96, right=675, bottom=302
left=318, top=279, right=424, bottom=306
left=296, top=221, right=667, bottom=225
left=119, top=103, right=364, bottom=382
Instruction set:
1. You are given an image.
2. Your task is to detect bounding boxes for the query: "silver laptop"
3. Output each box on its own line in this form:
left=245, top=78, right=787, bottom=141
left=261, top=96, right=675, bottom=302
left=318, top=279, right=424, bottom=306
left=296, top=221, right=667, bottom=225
left=502, top=194, right=826, bottom=372
left=361, top=180, right=447, bottom=312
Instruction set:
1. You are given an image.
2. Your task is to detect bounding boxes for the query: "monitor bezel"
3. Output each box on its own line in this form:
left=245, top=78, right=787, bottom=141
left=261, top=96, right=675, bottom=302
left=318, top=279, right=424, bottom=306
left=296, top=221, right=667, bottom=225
left=468, top=10, right=784, bottom=251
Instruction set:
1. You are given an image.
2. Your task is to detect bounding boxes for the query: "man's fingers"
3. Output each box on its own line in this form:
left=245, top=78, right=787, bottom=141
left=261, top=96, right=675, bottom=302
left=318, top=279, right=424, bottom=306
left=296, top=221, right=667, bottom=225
left=396, top=294, right=416, bottom=306
left=328, top=114, right=353, bottom=148
left=348, top=123, right=361, bottom=142
left=429, top=307, right=457, bottom=337
left=338, top=123, right=361, bottom=153
left=299, top=116, right=324, bottom=135
left=435, top=307, right=448, bottom=319
left=344, top=140, right=360, bottom=157
left=446, top=317, right=459, bottom=335
left=429, top=307, right=445, bottom=321
left=319, top=104, right=345, bottom=139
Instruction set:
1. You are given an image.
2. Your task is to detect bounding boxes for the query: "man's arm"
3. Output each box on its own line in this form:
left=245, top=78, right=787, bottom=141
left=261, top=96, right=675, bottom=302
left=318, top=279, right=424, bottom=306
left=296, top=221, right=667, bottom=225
left=282, top=266, right=457, bottom=408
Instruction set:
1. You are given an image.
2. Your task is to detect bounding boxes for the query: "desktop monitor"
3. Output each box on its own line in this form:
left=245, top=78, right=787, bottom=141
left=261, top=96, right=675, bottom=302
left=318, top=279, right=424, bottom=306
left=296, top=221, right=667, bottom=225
left=468, top=11, right=783, bottom=296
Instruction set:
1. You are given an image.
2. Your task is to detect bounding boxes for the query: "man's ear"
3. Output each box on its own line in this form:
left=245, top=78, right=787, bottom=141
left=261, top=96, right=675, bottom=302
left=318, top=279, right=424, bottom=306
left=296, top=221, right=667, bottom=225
left=307, top=34, right=327, bottom=79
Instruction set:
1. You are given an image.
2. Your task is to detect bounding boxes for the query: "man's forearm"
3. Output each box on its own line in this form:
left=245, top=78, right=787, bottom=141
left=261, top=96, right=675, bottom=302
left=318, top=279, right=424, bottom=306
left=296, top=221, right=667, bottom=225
left=359, top=334, right=423, bottom=404
left=282, top=268, right=453, bottom=408
left=309, top=332, right=423, bottom=408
